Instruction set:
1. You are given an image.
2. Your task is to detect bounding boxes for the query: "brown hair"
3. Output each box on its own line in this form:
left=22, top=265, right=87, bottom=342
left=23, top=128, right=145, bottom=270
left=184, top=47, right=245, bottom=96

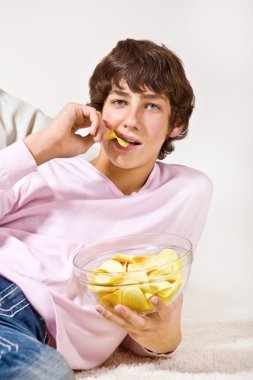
left=89, top=39, right=195, bottom=159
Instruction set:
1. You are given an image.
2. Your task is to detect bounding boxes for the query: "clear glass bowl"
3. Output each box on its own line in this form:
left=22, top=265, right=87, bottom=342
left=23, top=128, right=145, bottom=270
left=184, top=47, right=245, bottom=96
left=73, top=233, right=193, bottom=314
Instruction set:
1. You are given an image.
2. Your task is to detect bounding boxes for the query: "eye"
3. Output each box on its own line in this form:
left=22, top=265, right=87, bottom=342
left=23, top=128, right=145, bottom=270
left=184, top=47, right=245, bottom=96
left=111, top=99, right=127, bottom=106
left=146, top=103, right=160, bottom=110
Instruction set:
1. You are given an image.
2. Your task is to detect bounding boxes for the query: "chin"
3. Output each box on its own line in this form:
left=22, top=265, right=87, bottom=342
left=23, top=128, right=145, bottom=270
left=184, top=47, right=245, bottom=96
left=103, top=145, right=155, bottom=171
left=109, top=157, right=137, bottom=170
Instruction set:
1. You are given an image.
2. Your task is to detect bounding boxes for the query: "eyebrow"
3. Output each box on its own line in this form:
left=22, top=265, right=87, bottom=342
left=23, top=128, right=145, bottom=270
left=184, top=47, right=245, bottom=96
left=109, top=89, right=166, bottom=101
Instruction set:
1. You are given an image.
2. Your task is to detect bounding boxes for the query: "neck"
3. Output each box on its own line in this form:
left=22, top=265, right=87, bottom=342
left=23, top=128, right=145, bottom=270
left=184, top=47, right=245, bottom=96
left=90, top=152, right=155, bottom=196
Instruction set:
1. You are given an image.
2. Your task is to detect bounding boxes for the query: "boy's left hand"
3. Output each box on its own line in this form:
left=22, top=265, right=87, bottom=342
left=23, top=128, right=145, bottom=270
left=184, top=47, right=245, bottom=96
left=95, top=294, right=183, bottom=354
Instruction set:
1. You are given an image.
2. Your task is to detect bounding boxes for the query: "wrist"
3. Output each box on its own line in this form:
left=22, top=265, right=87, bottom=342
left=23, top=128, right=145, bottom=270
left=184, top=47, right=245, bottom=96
left=24, top=130, right=56, bottom=166
left=144, top=329, right=182, bottom=354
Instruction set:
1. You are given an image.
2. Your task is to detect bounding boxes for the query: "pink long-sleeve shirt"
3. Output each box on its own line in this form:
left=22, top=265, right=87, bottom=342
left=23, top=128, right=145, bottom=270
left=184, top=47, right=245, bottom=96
left=0, top=141, right=213, bottom=369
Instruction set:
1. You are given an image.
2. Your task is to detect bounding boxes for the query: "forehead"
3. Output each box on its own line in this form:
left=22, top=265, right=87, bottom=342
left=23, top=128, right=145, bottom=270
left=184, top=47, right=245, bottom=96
left=110, top=80, right=168, bottom=101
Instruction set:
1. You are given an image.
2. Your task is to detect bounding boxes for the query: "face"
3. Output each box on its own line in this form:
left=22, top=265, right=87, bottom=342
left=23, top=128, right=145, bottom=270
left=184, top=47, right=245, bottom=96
left=101, top=81, right=173, bottom=171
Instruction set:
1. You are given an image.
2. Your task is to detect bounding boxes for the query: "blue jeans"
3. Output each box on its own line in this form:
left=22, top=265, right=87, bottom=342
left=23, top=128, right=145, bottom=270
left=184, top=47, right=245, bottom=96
left=0, top=276, right=75, bottom=379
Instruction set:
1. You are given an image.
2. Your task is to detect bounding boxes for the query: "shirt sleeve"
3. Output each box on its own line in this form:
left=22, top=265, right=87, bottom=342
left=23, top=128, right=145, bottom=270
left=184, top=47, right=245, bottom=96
left=0, top=141, right=37, bottom=190
left=120, top=334, right=174, bottom=358
left=0, top=141, right=37, bottom=219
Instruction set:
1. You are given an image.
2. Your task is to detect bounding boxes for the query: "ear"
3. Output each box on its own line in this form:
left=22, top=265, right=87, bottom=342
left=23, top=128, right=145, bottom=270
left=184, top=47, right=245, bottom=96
left=168, top=123, right=184, bottom=138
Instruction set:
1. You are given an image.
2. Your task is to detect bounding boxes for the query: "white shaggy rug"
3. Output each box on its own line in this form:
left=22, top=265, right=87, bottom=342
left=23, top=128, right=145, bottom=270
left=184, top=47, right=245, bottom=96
left=75, top=321, right=253, bottom=380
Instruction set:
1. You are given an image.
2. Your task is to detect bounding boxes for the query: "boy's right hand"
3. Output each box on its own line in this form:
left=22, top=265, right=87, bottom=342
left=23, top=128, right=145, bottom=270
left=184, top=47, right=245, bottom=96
left=24, top=103, right=107, bottom=165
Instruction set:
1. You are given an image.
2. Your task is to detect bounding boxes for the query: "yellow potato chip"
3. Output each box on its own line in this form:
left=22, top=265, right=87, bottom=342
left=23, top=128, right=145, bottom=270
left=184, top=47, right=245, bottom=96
left=112, top=254, right=135, bottom=264
left=148, top=267, right=172, bottom=279
left=128, top=253, right=166, bottom=272
left=159, top=249, right=179, bottom=261
left=118, top=286, right=152, bottom=312
left=92, top=273, right=113, bottom=284
left=98, top=290, right=120, bottom=308
left=132, top=255, right=146, bottom=263
left=105, top=131, right=117, bottom=140
left=105, top=131, right=129, bottom=147
left=120, top=271, right=149, bottom=285
left=141, top=280, right=174, bottom=294
left=159, top=279, right=183, bottom=303
left=117, top=137, right=129, bottom=147
left=98, top=259, right=125, bottom=273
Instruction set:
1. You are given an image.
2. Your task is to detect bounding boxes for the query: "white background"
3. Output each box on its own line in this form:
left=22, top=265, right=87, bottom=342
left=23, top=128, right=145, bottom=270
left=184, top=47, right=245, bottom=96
left=0, top=0, right=252, bottom=323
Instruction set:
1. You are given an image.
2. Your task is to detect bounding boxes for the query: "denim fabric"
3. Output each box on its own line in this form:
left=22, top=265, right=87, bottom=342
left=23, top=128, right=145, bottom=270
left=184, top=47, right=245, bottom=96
left=0, top=276, right=75, bottom=380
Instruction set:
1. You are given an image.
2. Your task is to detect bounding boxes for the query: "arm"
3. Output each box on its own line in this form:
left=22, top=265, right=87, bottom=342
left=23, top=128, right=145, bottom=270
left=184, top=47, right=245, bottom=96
left=0, top=103, right=107, bottom=218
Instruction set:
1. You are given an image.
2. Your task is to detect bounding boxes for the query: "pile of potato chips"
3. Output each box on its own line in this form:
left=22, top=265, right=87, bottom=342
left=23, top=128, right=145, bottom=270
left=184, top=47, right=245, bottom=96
left=88, top=249, right=184, bottom=313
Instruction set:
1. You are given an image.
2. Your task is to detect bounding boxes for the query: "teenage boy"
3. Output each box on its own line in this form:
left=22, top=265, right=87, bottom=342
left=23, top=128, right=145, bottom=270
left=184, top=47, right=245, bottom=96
left=0, top=39, right=212, bottom=378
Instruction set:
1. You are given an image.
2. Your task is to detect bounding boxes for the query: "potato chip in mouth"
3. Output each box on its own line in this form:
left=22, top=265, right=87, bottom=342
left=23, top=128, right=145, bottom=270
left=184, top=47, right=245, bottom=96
left=105, top=131, right=130, bottom=147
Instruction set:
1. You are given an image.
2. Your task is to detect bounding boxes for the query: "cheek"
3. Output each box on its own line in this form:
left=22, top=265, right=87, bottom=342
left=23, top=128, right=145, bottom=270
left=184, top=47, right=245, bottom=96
left=147, top=122, right=168, bottom=153
left=102, top=108, right=122, bottom=128
left=149, top=120, right=168, bottom=141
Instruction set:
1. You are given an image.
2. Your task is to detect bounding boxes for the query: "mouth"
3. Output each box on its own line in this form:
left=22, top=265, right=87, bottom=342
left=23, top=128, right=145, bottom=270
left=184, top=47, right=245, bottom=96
left=117, top=133, right=142, bottom=146
left=106, top=131, right=141, bottom=147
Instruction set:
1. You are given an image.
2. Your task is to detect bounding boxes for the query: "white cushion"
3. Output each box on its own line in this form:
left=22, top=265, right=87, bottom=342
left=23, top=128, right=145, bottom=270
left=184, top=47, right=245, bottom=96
left=0, top=89, right=99, bottom=160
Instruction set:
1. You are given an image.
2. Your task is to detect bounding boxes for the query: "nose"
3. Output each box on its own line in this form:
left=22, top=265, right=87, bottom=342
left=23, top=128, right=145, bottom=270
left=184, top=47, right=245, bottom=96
left=123, top=106, right=141, bottom=130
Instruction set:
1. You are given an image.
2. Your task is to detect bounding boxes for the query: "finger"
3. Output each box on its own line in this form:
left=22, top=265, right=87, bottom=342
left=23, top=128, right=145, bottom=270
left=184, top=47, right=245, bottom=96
left=114, top=304, right=146, bottom=329
left=100, top=125, right=114, bottom=143
left=89, top=111, right=102, bottom=136
left=151, top=294, right=183, bottom=321
left=95, top=304, right=132, bottom=330
left=150, top=296, right=170, bottom=321
left=68, top=104, right=100, bottom=135
left=61, top=103, right=100, bottom=136
left=82, top=133, right=96, bottom=150
left=93, top=113, right=108, bottom=142
left=62, top=103, right=96, bottom=128
left=70, top=133, right=94, bottom=155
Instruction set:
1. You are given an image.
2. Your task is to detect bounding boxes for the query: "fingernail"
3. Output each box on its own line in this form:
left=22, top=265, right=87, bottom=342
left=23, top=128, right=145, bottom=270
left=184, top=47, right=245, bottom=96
left=96, top=305, right=104, bottom=314
left=115, top=305, right=125, bottom=315
left=152, top=297, right=159, bottom=305
left=90, top=125, right=96, bottom=135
